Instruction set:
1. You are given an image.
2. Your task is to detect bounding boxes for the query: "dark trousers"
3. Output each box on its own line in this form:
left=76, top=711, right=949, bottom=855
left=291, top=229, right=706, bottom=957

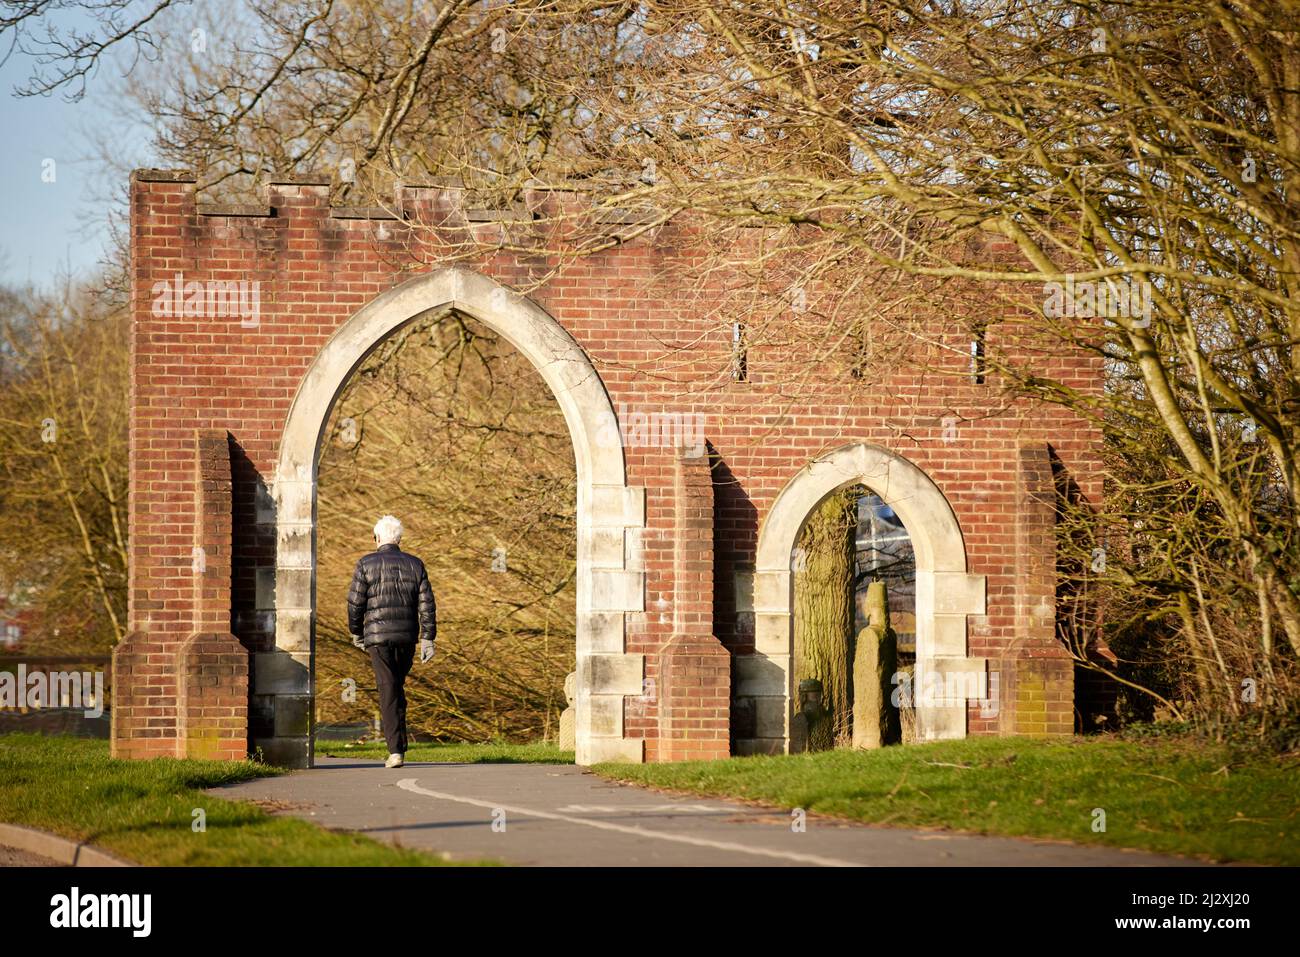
left=369, top=641, right=416, bottom=754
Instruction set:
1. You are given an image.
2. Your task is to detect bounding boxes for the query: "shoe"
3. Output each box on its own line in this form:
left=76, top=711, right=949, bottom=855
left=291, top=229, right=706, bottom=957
left=385, top=753, right=404, bottom=768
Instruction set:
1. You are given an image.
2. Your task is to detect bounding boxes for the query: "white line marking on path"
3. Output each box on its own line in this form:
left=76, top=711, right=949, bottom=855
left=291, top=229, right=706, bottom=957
left=397, top=778, right=862, bottom=867
left=557, top=803, right=732, bottom=814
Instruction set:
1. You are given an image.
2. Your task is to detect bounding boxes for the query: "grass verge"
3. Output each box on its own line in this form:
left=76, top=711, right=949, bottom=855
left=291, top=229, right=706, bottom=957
left=592, top=734, right=1298, bottom=865
left=0, top=733, right=493, bottom=865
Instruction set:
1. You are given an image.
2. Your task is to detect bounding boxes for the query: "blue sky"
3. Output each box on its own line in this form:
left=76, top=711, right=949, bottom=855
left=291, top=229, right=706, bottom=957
left=0, top=26, right=155, bottom=289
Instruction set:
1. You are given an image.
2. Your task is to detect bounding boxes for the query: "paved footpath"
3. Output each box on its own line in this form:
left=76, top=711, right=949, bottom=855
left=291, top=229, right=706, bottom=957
left=210, top=757, right=1212, bottom=867
left=0, top=845, right=58, bottom=867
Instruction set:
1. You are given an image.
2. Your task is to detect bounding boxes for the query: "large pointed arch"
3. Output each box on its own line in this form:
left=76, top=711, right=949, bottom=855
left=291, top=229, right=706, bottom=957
left=260, top=267, right=647, bottom=768
left=738, top=442, right=988, bottom=753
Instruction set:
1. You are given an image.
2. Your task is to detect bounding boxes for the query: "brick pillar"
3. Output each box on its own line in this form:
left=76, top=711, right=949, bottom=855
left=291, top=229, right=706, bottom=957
left=112, top=172, right=197, bottom=760
left=110, top=633, right=176, bottom=759
left=176, top=430, right=249, bottom=759
left=656, top=445, right=731, bottom=761
left=1003, top=442, right=1073, bottom=735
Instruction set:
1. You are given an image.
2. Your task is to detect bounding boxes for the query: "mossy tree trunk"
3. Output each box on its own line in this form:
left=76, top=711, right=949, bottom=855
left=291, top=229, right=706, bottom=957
left=793, top=488, right=857, bottom=747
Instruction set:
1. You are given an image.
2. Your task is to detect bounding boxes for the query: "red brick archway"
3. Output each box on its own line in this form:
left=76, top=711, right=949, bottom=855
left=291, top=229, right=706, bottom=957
left=265, top=267, right=647, bottom=767
left=112, top=169, right=1099, bottom=766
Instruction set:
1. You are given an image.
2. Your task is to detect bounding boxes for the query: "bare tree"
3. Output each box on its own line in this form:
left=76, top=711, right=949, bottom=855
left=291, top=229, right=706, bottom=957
left=315, top=309, right=578, bottom=742
left=0, top=279, right=129, bottom=651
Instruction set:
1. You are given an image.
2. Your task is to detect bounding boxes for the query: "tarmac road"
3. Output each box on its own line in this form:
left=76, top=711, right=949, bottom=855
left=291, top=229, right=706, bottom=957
left=209, top=757, right=1214, bottom=867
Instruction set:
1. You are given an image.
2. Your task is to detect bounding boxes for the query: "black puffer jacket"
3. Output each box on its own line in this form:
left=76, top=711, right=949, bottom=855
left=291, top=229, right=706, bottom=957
left=347, top=544, right=436, bottom=648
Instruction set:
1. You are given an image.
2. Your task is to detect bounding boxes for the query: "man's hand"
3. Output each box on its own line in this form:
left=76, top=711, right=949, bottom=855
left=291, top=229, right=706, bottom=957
left=351, top=634, right=365, bottom=650
left=419, top=639, right=436, bottom=664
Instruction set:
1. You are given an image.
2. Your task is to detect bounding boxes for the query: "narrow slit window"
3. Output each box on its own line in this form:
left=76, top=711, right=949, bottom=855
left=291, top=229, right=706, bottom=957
left=732, top=321, right=749, bottom=382
left=970, top=323, right=987, bottom=385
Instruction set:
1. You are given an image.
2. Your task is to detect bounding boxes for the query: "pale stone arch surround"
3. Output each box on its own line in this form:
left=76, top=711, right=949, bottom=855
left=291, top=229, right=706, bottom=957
left=739, top=442, right=987, bottom=753
left=261, top=266, right=647, bottom=768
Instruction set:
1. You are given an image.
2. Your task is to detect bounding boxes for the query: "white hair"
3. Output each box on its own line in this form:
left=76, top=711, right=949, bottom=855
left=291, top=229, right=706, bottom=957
left=373, top=514, right=403, bottom=546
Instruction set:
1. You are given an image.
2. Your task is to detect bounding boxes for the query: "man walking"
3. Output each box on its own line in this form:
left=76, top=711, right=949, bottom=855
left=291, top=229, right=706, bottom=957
left=347, top=515, right=437, bottom=769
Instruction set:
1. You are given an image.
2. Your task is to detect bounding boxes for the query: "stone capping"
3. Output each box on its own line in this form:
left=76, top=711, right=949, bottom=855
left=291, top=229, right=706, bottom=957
left=330, top=206, right=402, bottom=220
left=132, top=168, right=196, bottom=183
left=132, top=168, right=678, bottom=223
left=264, top=173, right=333, bottom=186
left=745, top=441, right=989, bottom=751
left=398, top=179, right=463, bottom=189
left=198, top=203, right=275, bottom=218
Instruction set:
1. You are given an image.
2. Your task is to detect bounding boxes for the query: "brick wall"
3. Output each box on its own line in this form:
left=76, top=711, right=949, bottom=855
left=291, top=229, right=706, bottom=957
left=118, top=169, right=1103, bottom=761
